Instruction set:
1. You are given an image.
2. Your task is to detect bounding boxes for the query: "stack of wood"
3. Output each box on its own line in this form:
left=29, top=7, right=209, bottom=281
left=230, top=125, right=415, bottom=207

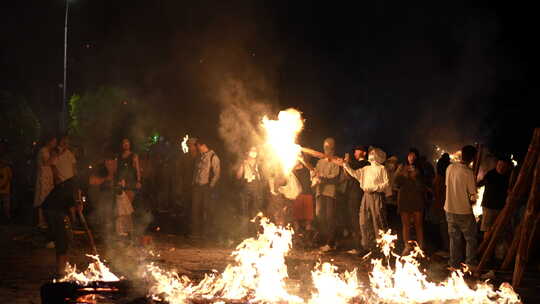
left=476, top=128, right=540, bottom=287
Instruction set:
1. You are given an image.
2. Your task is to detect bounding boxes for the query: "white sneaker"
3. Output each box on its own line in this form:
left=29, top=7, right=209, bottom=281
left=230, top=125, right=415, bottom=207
left=319, top=245, right=332, bottom=252
left=45, top=241, right=55, bottom=249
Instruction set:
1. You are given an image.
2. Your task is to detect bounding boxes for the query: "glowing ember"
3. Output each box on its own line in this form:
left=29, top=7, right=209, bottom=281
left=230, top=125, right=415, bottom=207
left=181, top=134, right=189, bottom=154
left=262, top=109, right=304, bottom=175
left=59, top=255, right=120, bottom=285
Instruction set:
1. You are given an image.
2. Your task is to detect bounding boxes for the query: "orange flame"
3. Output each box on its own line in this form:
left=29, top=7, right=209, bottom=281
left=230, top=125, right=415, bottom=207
left=58, top=255, right=120, bottom=285
left=262, top=109, right=304, bottom=175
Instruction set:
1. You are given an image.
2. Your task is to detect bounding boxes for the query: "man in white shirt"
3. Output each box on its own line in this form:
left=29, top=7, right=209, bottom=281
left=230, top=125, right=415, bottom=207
left=54, top=135, right=77, bottom=183
left=444, top=145, right=478, bottom=269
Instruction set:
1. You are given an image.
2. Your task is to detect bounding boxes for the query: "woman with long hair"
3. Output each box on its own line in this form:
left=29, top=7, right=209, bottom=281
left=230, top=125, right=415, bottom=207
left=34, top=135, right=58, bottom=228
left=394, top=148, right=426, bottom=254
left=114, top=138, right=141, bottom=237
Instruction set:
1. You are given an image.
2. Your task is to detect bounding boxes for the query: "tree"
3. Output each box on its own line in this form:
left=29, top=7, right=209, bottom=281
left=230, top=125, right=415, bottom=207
left=0, top=91, right=41, bottom=150
left=68, top=86, right=161, bottom=160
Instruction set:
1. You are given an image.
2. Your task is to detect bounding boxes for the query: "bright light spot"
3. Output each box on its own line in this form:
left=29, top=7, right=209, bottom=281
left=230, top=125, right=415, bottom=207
left=262, top=109, right=304, bottom=175
left=511, top=154, right=518, bottom=167
left=181, top=134, right=189, bottom=154
left=473, top=186, right=485, bottom=221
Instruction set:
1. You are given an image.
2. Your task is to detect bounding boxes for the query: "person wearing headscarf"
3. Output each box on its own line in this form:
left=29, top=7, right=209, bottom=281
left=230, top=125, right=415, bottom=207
left=339, top=147, right=391, bottom=251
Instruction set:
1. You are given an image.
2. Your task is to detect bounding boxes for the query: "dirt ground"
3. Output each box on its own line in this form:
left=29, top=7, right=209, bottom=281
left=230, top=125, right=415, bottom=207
left=1, top=221, right=539, bottom=304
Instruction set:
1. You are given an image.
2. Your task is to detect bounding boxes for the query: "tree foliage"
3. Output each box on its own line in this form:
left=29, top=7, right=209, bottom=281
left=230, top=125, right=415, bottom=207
left=68, top=86, right=160, bottom=160
left=0, top=91, right=41, bottom=148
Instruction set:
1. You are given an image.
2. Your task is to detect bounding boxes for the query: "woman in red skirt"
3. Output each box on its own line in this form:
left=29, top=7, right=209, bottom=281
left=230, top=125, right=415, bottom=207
left=292, top=157, right=315, bottom=235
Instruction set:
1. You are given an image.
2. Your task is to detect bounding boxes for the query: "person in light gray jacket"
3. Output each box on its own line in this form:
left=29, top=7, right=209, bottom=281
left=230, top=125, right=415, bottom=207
left=191, top=139, right=220, bottom=239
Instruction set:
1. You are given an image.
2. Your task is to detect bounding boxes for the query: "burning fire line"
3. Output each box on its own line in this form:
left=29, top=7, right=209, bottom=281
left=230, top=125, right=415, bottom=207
left=55, top=217, right=521, bottom=303
left=144, top=216, right=521, bottom=304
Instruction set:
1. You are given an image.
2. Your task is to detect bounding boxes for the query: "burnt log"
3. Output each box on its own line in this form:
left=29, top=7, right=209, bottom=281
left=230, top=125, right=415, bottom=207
left=41, top=280, right=131, bottom=304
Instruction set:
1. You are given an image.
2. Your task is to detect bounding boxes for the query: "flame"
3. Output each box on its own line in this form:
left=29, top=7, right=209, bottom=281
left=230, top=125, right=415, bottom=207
left=181, top=134, right=189, bottom=154
left=59, top=255, right=120, bottom=285
left=262, top=109, right=304, bottom=175
left=145, top=218, right=521, bottom=304
left=308, top=263, right=362, bottom=304
left=434, top=145, right=461, bottom=163
left=146, top=214, right=303, bottom=303
left=368, top=229, right=521, bottom=303
left=473, top=185, right=485, bottom=221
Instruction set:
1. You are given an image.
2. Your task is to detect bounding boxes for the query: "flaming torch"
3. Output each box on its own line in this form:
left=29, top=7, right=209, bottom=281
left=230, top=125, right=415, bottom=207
left=262, top=109, right=304, bottom=175
left=181, top=134, right=189, bottom=154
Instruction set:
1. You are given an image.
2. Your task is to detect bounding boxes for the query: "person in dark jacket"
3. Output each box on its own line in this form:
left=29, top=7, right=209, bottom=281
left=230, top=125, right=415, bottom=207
left=477, top=157, right=511, bottom=240
left=344, top=146, right=370, bottom=252
left=42, top=176, right=82, bottom=277
left=432, top=153, right=451, bottom=253
left=394, top=148, right=426, bottom=254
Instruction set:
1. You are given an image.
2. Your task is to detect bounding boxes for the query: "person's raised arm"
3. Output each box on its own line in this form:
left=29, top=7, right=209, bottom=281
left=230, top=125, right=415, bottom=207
left=236, top=162, right=245, bottom=180
left=210, top=155, right=221, bottom=188
left=467, top=170, right=478, bottom=204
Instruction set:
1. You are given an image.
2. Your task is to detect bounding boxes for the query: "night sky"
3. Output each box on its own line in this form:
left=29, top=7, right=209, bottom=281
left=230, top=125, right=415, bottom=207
left=1, top=1, right=536, bottom=161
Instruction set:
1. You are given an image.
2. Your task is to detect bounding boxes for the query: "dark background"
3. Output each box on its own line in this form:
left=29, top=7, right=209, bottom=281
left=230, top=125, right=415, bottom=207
left=1, top=1, right=536, bottom=160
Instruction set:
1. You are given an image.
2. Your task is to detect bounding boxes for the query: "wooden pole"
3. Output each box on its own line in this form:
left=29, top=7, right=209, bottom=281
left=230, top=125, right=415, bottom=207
left=476, top=128, right=540, bottom=273
left=501, top=223, right=522, bottom=270
left=78, top=209, right=99, bottom=256
left=512, top=155, right=540, bottom=286
left=301, top=147, right=326, bottom=159
left=473, top=144, right=483, bottom=180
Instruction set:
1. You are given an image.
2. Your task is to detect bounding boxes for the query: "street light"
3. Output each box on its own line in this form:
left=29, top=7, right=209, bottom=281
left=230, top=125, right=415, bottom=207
left=60, top=0, right=70, bottom=132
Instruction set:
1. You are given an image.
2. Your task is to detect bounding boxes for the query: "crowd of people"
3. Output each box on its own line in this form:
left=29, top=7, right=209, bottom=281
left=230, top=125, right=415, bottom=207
left=0, top=133, right=516, bottom=276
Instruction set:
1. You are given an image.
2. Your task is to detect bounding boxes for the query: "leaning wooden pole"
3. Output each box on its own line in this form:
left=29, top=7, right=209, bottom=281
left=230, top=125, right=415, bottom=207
left=512, top=155, right=540, bottom=287
left=501, top=222, right=522, bottom=270
left=473, top=144, right=483, bottom=180
left=476, top=128, right=540, bottom=273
